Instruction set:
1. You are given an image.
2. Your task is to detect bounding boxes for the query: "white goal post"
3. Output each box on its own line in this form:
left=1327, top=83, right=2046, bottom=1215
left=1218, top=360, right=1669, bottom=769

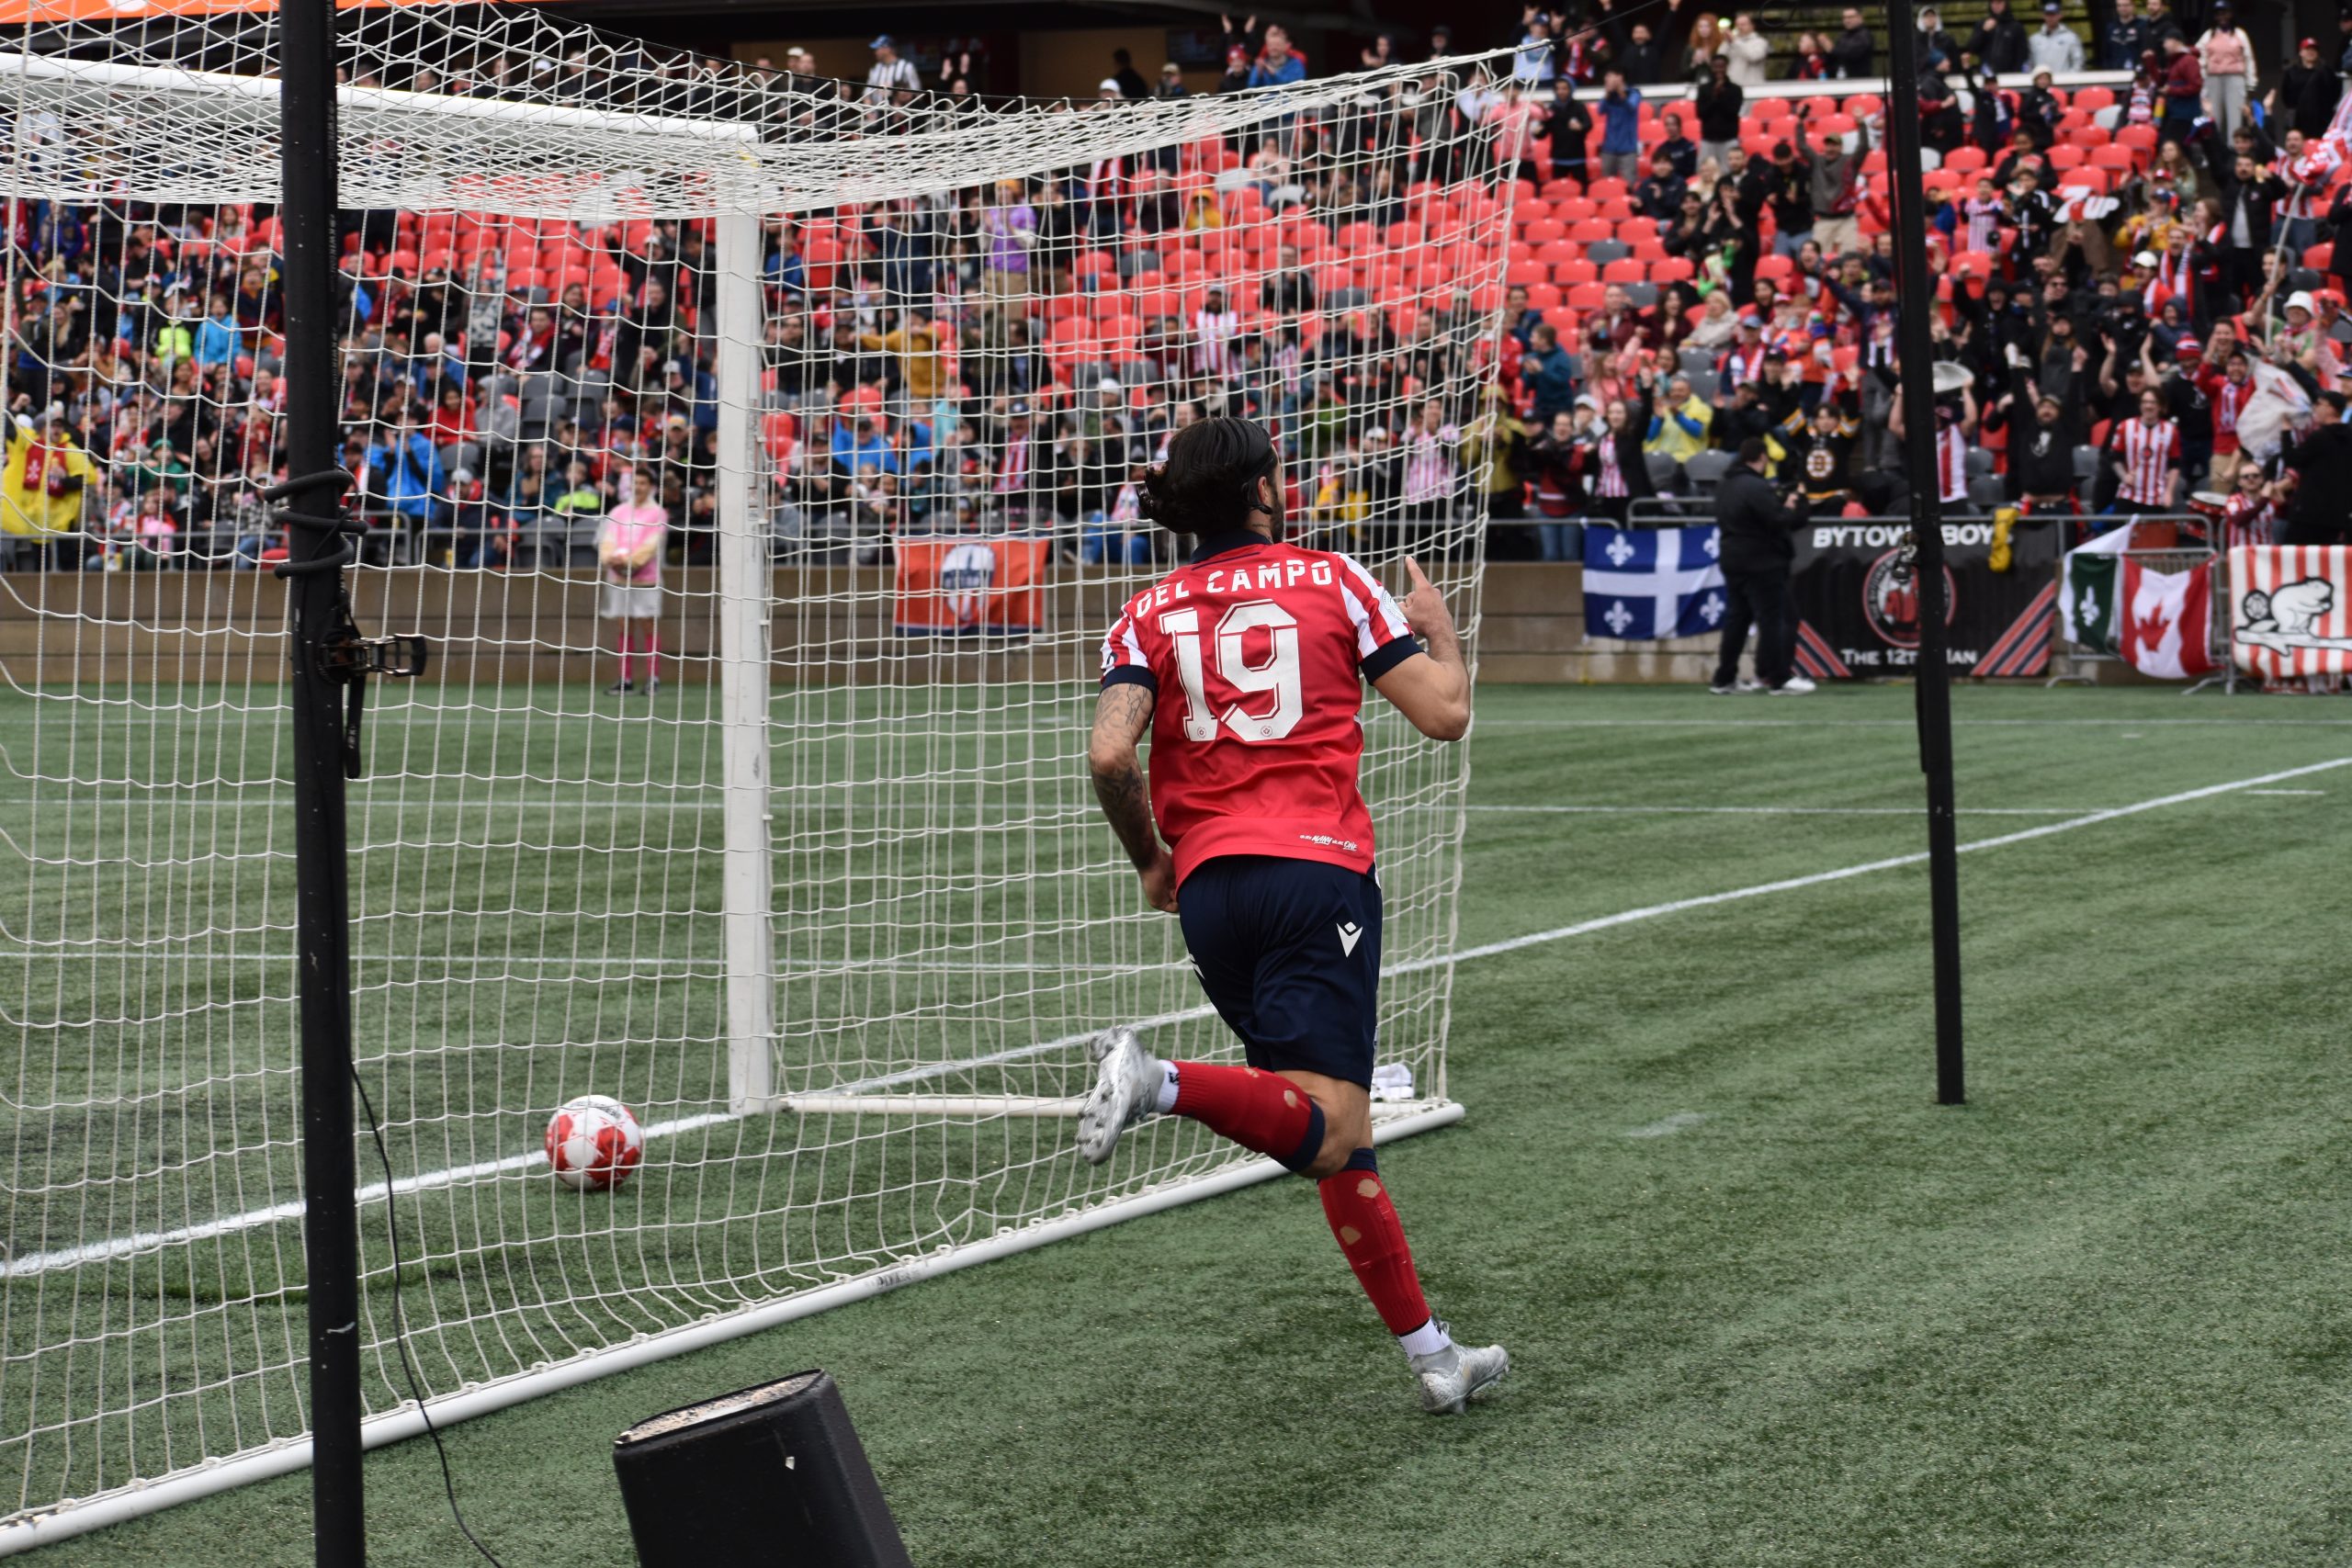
left=0, top=20, right=1512, bottom=1551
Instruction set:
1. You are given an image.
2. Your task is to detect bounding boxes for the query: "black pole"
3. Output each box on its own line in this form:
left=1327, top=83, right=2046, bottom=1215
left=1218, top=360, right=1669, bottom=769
left=1881, top=2, right=1967, bottom=1105
left=279, top=0, right=367, bottom=1561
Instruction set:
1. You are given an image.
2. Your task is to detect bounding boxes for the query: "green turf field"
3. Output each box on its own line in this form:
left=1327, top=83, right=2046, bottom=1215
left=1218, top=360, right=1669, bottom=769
left=31, top=682, right=2352, bottom=1566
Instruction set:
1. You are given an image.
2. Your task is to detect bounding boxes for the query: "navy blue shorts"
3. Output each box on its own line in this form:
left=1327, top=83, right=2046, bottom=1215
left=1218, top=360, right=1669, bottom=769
left=1177, top=854, right=1382, bottom=1087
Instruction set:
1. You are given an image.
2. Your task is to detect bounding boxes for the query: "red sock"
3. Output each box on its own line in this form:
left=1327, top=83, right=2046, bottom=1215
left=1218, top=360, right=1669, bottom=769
left=1170, top=1062, right=1325, bottom=1172
left=1318, top=1150, right=1432, bottom=1337
left=616, top=627, right=634, bottom=683
left=639, top=626, right=659, bottom=682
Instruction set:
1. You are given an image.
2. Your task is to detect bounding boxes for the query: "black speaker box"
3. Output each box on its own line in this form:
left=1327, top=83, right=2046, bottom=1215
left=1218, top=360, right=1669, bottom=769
left=613, top=1369, right=913, bottom=1567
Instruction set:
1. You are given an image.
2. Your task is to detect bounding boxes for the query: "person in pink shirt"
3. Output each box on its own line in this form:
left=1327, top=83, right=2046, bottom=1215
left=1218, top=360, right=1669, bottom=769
left=597, top=468, right=667, bottom=695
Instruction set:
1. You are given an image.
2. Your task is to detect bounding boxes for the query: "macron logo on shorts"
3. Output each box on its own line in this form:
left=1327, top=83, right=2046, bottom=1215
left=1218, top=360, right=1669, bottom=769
left=1337, top=920, right=1363, bottom=957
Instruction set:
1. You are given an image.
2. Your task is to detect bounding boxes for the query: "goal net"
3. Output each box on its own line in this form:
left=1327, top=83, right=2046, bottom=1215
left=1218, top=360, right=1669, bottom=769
left=0, top=15, right=1514, bottom=1545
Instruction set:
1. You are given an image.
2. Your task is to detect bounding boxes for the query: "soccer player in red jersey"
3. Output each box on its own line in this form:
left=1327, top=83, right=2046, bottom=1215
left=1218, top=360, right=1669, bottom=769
left=1079, top=416, right=1507, bottom=1414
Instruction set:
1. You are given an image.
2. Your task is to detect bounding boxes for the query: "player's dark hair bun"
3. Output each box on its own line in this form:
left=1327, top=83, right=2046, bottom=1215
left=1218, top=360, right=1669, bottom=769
left=1137, top=416, right=1277, bottom=535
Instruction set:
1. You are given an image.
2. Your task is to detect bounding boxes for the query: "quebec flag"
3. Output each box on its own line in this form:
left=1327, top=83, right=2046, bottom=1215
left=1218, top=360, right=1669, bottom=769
left=1581, top=525, right=1728, bottom=640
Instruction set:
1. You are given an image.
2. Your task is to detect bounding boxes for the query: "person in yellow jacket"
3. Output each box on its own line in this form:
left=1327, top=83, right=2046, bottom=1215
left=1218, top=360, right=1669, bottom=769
left=1643, top=374, right=1714, bottom=467
left=1, top=410, right=96, bottom=547
left=859, top=303, right=944, bottom=415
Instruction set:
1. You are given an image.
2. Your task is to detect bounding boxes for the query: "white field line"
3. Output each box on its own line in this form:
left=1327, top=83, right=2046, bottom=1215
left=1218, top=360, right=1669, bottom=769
left=1465, top=804, right=2106, bottom=817
left=7, top=753, right=2346, bottom=1281
left=2246, top=788, right=2326, bottom=795
left=1626, top=1111, right=1709, bottom=1139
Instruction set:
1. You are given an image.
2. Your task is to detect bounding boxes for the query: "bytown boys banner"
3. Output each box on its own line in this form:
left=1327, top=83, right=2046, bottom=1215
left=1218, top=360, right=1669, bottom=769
left=1791, top=519, right=2059, bottom=679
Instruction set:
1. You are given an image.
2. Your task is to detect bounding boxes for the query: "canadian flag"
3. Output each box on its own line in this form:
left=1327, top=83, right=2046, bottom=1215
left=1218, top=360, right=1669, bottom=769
left=2119, top=558, right=2218, bottom=681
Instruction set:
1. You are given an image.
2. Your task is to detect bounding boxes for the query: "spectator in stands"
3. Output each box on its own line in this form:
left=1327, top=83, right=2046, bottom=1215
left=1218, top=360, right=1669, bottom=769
left=2007, top=392, right=2083, bottom=510
left=1522, top=323, right=1578, bottom=422
left=1526, top=407, right=1584, bottom=559
left=1829, top=9, right=1874, bottom=79
left=2269, top=38, right=2342, bottom=141
left=1693, top=57, right=1742, bottom=176
left=1970, top=0, right=2030, bottom=75
left=1217, top=44, right=1252, bottom=94
left=1635, top=152, right=1687, bottom=231
left=2158, top=34, right=2202, bottom=145
left=1249, top=27, right=1306, bottom=88
left=1645, top=376, right=1713, bottom=467
left=2104, top=0, right=2147, bottom=69
left=1513, top=10, right=1554, bottom=85
left=863, top=36, right=921, bottom=105
left=1917, top=8, right=1960, bottom=73
left=1791, top=33, right=1832, bottom=80
left=1545, top=75, right=1591, bottom=185
left=1583, top=382, right=1656, bottom=522
left=2196, top=3, right=2256, bottom=143
left=1110, top=49, right=1150, bottom=99
left=1684, top=14, right=1725, bottom=78
left=1595, top=72, right=1644, bottom=183
left=2028, top=3, right=2084, bottom=75
left=1794, top=103, right=1870, bottom=255
left=1723, top=14, right=1770, bottom=88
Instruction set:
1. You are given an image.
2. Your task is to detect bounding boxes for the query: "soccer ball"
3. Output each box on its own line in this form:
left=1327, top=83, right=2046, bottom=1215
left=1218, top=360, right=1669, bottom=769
left=544, top=1094, right=644, bottom=1191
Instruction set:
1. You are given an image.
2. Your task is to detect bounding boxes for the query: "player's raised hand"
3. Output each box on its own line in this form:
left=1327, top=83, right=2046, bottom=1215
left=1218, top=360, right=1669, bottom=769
left=1400, top=556, right=1454, bottom=642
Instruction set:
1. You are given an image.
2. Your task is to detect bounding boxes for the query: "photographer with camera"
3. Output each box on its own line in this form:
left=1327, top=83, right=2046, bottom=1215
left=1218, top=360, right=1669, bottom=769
left=1709, top=436, right=1814, bottom=695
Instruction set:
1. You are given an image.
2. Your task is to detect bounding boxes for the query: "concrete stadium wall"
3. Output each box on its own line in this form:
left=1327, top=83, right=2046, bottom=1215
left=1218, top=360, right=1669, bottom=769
left=0, top=563, right=2111, bottom=688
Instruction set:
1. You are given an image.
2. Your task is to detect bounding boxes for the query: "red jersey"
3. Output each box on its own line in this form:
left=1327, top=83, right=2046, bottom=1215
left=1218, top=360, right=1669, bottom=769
left=1099, top=532, right=1419, bottom=885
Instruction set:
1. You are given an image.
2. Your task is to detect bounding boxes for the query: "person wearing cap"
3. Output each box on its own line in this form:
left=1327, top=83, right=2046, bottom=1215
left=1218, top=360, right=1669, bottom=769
left=2268, top=36, right=2342, bottom=141
left=1154, top=61, right=1188, bottom=101
left=2025, top=1, right=2083, bottom=73
left=2195, top=1, right=2256, bottom=143
left=863, top=36, right=920, bottom=106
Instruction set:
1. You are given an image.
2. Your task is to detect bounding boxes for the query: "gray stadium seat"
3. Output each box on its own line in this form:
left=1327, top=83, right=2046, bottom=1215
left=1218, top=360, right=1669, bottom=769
left=1684, top=450, right=1733, bottom=490
left=1585, top=240, right=1630, bottom=265
left=2073, top=444, right=2102, bottom=479
left=1963, top=448, right=1995, bottom=479
left=1644, top=452, right=1680, bottom=491
left=1966, top=475, right=2007, bottom=507
left=1679, top=348, right=1719, bottom=381
left=1623, top=283, right=1660, bottom=308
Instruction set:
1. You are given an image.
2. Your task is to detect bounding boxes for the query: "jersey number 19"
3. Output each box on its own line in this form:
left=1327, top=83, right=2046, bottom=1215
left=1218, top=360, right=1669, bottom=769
left=1159, top=601, right=1303, bottom=743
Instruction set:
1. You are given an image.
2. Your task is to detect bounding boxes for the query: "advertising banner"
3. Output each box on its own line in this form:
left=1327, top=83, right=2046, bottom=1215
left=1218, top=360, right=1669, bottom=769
left=1791, top=519, right=2058, bottom=679
left=2228, top=545, right=2352, bottom=680
left=893, top=536, right=1052, bottom=636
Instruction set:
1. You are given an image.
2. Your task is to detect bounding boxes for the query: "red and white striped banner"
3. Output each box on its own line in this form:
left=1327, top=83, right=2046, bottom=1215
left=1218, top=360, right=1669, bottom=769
left=2227, top=545, right=2352, bottom=680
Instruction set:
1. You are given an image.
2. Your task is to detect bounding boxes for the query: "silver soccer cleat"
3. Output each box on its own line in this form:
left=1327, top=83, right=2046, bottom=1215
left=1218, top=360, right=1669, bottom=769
left=1408, top=1323, right=1509, bottom=1415
left=1076, top=1026, right=1159, bottom=1165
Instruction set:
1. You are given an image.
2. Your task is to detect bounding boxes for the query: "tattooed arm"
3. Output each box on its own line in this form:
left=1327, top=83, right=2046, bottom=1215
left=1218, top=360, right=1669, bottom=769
left=1088, top=680, right=1178, bottom=913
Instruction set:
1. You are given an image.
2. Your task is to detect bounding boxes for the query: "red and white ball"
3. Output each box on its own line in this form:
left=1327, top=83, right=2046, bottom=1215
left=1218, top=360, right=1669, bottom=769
left=544, top=1094, right=644, bottom=1191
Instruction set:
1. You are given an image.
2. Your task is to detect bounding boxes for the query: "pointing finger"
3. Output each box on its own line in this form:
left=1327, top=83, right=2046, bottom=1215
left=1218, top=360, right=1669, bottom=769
left=1403, top=556, right=1432, bottom=592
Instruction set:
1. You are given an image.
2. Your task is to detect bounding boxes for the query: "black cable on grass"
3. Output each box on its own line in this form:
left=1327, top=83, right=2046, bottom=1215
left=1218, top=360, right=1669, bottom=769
left=351, top=1062, right=510, bottom=1568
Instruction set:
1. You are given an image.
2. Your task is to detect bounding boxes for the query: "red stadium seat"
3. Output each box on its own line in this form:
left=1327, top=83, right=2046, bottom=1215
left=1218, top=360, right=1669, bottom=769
left=1539, top=179, right=1583, bottom=202
left=1585, top=177, right=1629, bottom=202
left=1944, top=147, right=1988, bottom=175
left=1566, top=283, right=1608, bottom=310
left=1553, top=257, right=1599, bottom=285
left=2061, top=168, right=2112, bottom=193
left=1600, top=257, right=1646, bottom=283
left=2306, top=243, right=2335, bottom=271
left=2116, top=125, right=2157, bottom=156
left=1554, top=197, right=1597, bottom=222
left=2048, top=144, right=2086, bottom=170
left=1535, top=240, right=1581, bottom=267
left=2074, top=86, right=2116, bottom=111
left=2090, top=145, right=2135, bottom=173
left=1522, top=219, right=1566, bottom=246
left=1650, top=256, right=1694, bottom=284
left=1568, top=219, right=1614, bottom=243
left=1526, top=284, right=1564, bottom=310
left=1592, top=198, right=1634, bottom=223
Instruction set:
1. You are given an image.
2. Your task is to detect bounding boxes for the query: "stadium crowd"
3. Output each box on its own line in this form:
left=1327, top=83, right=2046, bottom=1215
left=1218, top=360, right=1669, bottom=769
left=6, top=7, right=2352, bottom=570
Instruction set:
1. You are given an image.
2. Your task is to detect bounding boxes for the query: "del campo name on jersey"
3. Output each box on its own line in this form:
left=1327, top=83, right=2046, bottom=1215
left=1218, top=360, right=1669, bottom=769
left=1125, top=557, right=1339, bottom=619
